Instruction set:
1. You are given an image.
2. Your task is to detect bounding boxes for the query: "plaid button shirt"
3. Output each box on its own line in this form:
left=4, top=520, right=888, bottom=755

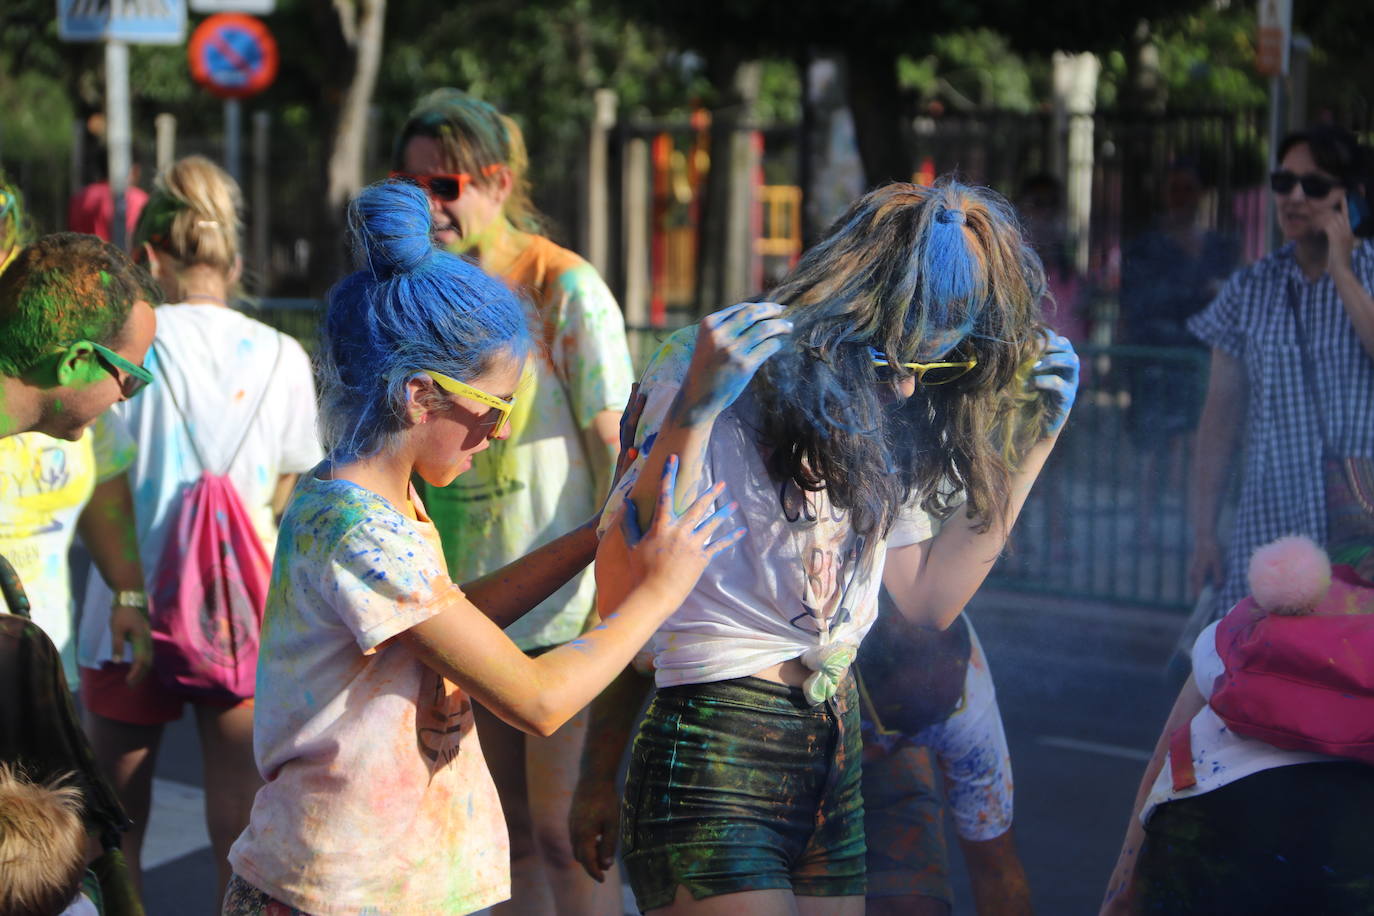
left=1188, top=239, right=1374, bottom=619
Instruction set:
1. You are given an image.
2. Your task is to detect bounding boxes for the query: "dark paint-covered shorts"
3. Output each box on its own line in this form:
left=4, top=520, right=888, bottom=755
left=621, top=674, right=866, bottom=911
left=862, top=741, right=952, bottom=903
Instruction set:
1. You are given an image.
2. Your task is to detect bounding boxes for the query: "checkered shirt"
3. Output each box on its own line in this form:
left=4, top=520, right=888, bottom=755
left=1188, top=239, right=1374, bottom=619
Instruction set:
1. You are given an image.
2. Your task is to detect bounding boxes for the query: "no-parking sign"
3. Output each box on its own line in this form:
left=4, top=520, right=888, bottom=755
left=187, top=13, right=278, bottom=99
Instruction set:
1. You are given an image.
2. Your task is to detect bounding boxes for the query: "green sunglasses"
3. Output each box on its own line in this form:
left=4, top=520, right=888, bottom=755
left=80, top=340, right=154, bottom=398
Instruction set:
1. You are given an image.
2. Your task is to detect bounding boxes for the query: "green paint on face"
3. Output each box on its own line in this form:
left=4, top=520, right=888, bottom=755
left=99, top=269, right=111, bottom=287
left=0, top=385, right=14, bottom=438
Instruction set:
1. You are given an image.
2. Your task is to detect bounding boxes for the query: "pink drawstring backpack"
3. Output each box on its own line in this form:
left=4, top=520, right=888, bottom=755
left=148, top=336, right=282, bottom=702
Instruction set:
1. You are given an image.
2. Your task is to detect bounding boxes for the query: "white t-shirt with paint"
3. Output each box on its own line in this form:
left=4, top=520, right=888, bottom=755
left=1141, top=620, right=1340, bottom=824
left=599, top=328, right=938, bottom=691
left=229, top=474, right=508, bottom=914
left=78, top=304, right=321, bottom=670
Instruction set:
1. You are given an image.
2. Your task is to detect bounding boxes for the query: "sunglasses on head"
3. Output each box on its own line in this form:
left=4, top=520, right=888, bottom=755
left=423, top=369, right=516, bottom=439
left=389, top=164, right=503, bottom=202
left=79, top=341, right=153, bottom=398
left=868, top=346, right=978, bottom=386
left=1270, top=170, right=1342, bottom=199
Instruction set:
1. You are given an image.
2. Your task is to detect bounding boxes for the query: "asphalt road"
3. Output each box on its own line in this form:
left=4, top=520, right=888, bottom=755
left=140, top=590, right=1184, bottom=915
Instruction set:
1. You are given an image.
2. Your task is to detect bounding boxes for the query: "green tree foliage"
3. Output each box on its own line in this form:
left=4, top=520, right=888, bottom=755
left=898, top=30, right=1037, bottom=112
left=1097, top=6, right=1267, bottom=110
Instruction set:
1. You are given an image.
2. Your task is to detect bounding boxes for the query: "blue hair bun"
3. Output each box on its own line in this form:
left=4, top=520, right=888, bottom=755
left=350, top=181, right=436, bottom=278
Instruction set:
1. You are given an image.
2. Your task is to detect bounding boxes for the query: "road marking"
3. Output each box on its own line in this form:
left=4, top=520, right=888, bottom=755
left=1037, top=736, right=1152, bottom=762
left=143, top=778, right=211, bottom=869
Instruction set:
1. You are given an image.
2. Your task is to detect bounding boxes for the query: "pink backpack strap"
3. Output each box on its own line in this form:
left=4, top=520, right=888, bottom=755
left=1169, top=724, right=1197, bottom=791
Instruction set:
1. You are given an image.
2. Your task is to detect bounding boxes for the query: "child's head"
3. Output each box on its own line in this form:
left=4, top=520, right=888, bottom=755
left=0, top=764, right=86, bottom=916
left=318, top=181, right=531, bottom=480
left=756, top=179, right=1047, bottom=539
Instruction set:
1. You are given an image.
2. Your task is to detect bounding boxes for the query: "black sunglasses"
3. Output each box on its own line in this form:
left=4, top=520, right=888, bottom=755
left=1270, top=170, right=1342, bottom=199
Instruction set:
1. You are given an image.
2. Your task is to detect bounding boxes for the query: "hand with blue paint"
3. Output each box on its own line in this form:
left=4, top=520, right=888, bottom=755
left=618, top=454, right=745, bottom=601
left=674, top=301, right=793, bottom=425
left=610, top=383, right=647, bottom=493
left=1030, top=332, right=1080, bottom=436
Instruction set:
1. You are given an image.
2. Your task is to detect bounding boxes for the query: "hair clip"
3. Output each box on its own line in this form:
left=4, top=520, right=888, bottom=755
left=196, top=219, right=219, bottom=228
left=936, top=208, right=966, bottom=225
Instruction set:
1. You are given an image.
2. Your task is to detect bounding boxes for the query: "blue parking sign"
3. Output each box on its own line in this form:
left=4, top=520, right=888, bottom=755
left=57, top=0, right=187, bottom=45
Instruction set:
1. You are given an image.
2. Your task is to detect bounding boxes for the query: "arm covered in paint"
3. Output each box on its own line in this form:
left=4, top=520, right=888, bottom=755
left=401, top=457, right=741, bottom=738
left=884, top=337, right=1078, bottom=629
left=77, top=473, right=152, bottom=686
left=1099, top=678, right=1207, bottom=916
left=570, top=662, right=655, bottom=882
left=463, top=387, right=647, bottom=629
left=459, top=521, right=601, bottom=629
left=626, top=302, right=791, bottom=527
left=594, top=304, right=789, bottom=625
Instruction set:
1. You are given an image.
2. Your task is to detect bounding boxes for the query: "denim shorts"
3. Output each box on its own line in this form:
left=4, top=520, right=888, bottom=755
left=621, top=674, right=866, bottom=910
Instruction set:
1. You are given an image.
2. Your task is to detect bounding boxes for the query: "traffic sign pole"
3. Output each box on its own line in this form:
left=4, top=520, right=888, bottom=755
left=106, top=39, right=131, bottom=252
left=225, top=98, right=242, bottom=184
left=58, top=0, right=185, bottom=252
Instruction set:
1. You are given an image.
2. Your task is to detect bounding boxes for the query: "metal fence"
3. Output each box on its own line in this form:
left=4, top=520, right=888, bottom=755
left=992, top=345, right=1209, bottom=609
left=252, top=299, right=1209, bottom=611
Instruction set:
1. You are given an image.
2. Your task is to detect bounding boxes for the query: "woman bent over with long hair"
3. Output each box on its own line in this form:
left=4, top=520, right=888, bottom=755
left=595, top=179, right=1078, bottom=915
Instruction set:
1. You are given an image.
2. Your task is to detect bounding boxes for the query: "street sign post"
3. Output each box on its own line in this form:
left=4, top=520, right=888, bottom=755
left=56, top=0, right=187, bottom=251
left=1257, top=0, right=1293, bottom=252
left=1256, top=0, right=1292, bottom=77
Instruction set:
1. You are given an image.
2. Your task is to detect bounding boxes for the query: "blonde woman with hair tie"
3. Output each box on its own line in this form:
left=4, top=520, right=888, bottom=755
left=79, top=155, right=323, bottom=904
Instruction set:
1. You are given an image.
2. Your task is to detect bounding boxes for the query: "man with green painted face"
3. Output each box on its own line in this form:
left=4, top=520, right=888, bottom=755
left=0, top=232, right=157, bottom=690
left=0, top=232, right=157, bottom=442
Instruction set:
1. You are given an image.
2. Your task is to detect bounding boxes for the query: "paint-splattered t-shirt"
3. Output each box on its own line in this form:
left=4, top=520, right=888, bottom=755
left=79, top=304, right=321, bottom=670
left=228, top=473, right=509, bottom=916
left=599, top=327, right=938, bottom=691
left=0, top=415, right=133, bottom=687
left=422, top=236, right=633, bottom=650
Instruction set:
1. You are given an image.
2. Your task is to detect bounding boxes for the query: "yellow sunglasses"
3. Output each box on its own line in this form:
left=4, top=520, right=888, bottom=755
left=423, top=369, right=516, bottom=439
left=868, top=347, right=978, bottom=386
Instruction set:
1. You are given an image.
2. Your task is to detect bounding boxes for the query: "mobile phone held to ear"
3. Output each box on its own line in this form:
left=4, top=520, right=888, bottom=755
left=1347, top=191, right=1371, bottom=236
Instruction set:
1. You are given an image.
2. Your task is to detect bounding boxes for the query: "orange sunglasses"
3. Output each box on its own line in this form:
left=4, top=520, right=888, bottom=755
left=389, top=164, right=503, bottom=202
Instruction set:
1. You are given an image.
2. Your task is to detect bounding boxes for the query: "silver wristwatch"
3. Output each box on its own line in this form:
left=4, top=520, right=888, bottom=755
left=112, top=590, right=150, bottom=610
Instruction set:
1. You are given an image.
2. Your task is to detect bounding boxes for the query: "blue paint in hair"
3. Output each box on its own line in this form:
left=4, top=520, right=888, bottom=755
left=318, top=181, right=531, bottom=461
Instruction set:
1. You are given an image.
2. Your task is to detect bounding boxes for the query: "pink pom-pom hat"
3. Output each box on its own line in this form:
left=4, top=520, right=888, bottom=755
left=1247, top=535, right=1332, bottom=615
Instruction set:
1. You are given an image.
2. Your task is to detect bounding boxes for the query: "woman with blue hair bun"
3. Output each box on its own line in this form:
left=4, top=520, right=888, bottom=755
left=221, top=182, right=743, bottom=916
left=591, top=178, right=1078, bottom=914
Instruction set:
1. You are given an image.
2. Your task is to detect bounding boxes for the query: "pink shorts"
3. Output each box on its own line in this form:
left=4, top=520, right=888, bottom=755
left=80, top=665, right=252, bottom=727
